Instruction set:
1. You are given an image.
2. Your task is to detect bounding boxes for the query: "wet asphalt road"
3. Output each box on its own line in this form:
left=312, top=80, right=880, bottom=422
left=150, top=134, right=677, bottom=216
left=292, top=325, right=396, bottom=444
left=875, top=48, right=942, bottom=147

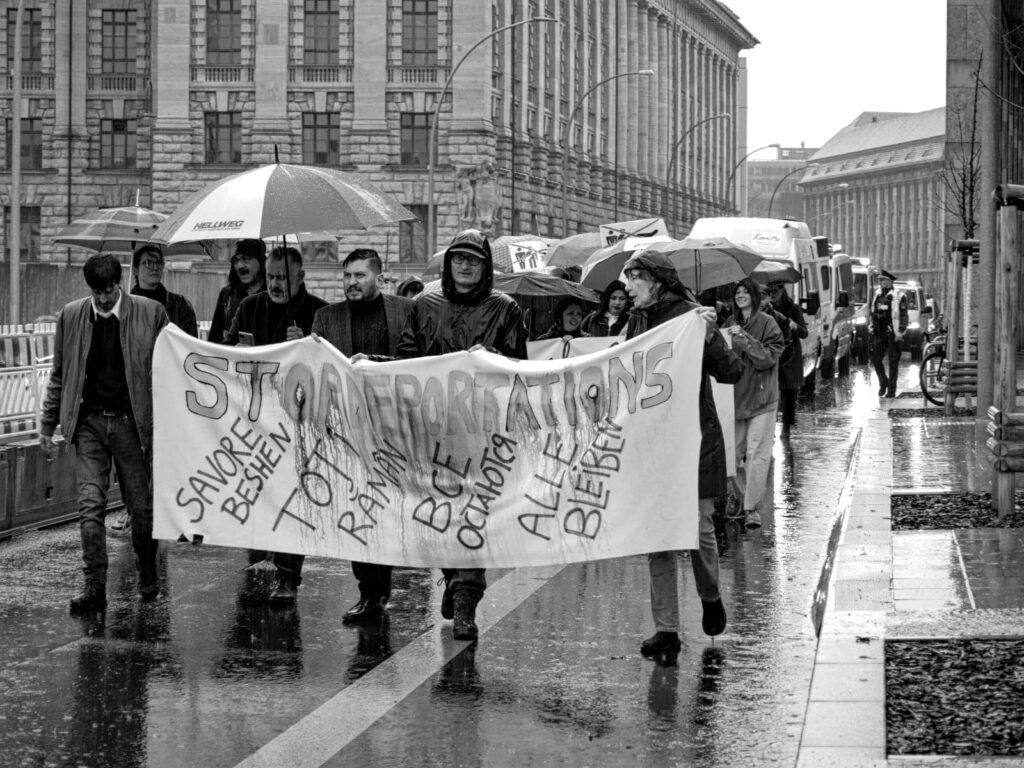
left=0, top=362, right=898, bottom=768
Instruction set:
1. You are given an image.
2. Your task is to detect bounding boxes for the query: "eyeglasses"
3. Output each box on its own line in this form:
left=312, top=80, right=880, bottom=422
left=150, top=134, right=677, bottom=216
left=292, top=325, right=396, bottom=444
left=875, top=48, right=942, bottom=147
left=451, top=253, right=484, bottom=267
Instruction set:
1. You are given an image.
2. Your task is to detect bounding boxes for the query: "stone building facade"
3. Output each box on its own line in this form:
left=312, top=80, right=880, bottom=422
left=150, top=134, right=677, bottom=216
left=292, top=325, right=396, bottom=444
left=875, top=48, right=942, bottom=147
left=1, top=0, right=755, bottom=273
left=746, top=144, right=816, bottom=219
left=800, top=109, right=946, bottom=289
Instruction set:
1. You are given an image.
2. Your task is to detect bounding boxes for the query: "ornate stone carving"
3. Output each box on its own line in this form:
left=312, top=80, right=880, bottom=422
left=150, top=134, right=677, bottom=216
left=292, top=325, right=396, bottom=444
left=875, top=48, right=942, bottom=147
left=454, top=160, right=502, bottom=235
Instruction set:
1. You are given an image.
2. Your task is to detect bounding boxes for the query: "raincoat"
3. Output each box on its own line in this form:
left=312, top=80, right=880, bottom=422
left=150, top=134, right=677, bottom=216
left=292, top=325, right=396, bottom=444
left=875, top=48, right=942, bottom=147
left=723, top=308, right=785, bottom=420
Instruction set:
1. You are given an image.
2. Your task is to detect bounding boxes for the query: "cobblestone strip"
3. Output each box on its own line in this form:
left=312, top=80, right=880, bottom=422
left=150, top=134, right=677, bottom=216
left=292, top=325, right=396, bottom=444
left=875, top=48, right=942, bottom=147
left=797, top=415, right=892, bottom=767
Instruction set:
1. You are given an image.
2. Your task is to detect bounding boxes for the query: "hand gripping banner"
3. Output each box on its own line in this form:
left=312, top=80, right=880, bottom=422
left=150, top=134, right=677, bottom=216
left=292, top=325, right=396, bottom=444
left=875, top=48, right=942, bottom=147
left=153, top=312, right=705, bottom=568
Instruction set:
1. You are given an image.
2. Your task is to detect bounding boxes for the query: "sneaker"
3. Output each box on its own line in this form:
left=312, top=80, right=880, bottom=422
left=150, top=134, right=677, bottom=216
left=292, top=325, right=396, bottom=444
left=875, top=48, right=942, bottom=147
left=70, top=584, right=107, bottom=612
left=701, top=598, right=727, bottom=636
left=744, top=510, right=763, bottom=529
left=640, top=631, right=681, bottom=658
left=439, top=576, right=454, bottom=620
left=452, top=591, right=479, bottom=641
left=268, top=578, right=298, bottom=605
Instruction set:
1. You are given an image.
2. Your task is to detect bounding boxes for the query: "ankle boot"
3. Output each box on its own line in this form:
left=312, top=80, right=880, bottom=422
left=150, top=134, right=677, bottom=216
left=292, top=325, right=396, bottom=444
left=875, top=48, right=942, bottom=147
left=452, top=591, right=480, bottom=641
left=640, top=631, right=681, bottom=657
left=70, top=583, right=107, bottom=612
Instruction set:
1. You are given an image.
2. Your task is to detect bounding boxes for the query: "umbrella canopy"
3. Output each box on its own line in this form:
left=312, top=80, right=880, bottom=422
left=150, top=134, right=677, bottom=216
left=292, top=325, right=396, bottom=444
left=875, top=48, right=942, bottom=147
left=424, top=271, right=598, bottom=303
left=579, top=235, right=672, bottom=289
left=751, top=257, right=802, bottom=284
left=53, top=205, right=207, bottom=258
left=546, top=232, right=605, bottom=268
left=151, top=163, right=416, bottom=243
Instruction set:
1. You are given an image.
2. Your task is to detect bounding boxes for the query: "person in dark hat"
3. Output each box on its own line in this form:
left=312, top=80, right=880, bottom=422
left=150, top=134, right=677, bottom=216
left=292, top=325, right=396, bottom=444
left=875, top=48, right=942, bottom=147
left=397, top=274, right=425, bottom=299
left=869, top=269, right=908, bottom=397
left=207, top=238, right=266, bottom=344
left=622, top=250, right=744, bottom=662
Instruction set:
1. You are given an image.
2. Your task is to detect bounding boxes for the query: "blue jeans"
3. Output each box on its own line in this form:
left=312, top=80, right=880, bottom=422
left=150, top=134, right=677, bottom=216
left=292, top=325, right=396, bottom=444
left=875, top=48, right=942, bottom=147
left=74, top=411, right=156, bottom=587
left=648, top=498, right=720, bottom=632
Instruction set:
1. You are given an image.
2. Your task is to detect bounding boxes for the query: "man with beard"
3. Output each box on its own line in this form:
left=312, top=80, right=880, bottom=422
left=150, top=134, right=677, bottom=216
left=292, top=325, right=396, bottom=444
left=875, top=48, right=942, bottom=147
left=224, top=245, right=328, bottom=603
left=623, top=250, right=744, bottom=661
left=394, top=229, right=528, bottom=641
left=310, top=248, right=415, bottom=624
left=208, top=238, right=266, bottom=344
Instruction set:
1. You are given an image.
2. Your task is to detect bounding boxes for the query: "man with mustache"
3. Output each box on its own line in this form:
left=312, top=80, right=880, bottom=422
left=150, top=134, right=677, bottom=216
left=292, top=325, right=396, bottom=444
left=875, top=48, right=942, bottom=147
left=310, top=248, right=415, bottom=624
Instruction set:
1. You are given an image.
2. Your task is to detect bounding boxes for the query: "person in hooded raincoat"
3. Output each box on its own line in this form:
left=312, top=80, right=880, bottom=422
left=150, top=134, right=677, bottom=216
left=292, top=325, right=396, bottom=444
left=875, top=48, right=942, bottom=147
left=623, top=250, right=744, bottom=662
left=396, top=229, right=528, bottom=641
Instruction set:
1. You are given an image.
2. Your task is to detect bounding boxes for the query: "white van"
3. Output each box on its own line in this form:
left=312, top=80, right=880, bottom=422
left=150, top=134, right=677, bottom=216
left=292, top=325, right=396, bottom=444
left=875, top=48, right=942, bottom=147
left=688, top=217, right=853, bottom=389
left=849, top=257, right=879, bottom=364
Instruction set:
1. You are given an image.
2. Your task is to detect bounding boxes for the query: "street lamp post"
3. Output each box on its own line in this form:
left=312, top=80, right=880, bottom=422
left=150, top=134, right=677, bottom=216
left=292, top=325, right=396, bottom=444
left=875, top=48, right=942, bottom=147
left=768, top=162, right=819, bottom=218
left=725, top=143, right=780, bottom=215
left=664, top=112, right=731, bottom=233
left=426, top=17, right=559, bottom=256
left=9, top=0, right=25, bottom=324
left=560, top=69, right=655, bottom=236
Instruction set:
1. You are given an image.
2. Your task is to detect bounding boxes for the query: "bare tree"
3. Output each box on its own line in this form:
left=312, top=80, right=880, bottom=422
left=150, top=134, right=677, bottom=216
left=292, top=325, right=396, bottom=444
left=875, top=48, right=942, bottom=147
left=941, top=57, right=982, bottom=239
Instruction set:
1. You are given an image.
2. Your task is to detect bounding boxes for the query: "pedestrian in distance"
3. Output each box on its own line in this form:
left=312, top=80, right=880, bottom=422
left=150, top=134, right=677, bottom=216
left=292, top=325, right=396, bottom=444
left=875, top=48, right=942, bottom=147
left=533, top=296, right=589, bottom=341
left=722, top=279, right=786, bottom=530
left=765, top=281, right=807, bottom=438
left=39, top=253, right=169, bottom=611
left=223, top=245, right=328, bottom=604
left=394, top=228, right=529, bottom=641
left=396, top=274, right=425, bottom=299
left=580, top=279, right=631, bottom=337
left=869, top=270, right=908, bottom=398
left=207, top=238, right=266, bottom=344
left=310, top=248, right=415, bottom=625
left=623, top=250, right=744, bottom=663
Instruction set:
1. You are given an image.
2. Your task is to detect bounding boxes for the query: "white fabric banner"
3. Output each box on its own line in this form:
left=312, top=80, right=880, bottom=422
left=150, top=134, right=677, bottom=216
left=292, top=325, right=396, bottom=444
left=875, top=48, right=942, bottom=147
left=153, top=314, right=705, bottom=568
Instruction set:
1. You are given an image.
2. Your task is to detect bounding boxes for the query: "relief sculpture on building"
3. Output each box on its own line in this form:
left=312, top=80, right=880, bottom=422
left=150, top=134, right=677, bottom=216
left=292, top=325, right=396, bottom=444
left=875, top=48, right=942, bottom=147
left=455, top=161, right=501, bottom=235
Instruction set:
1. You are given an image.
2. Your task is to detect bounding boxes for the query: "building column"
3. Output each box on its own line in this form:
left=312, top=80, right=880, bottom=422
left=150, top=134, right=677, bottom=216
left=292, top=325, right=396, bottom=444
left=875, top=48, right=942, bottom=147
left=626, top=1, right=639, bottom=175
left=636, top=3, right=649, bottom=179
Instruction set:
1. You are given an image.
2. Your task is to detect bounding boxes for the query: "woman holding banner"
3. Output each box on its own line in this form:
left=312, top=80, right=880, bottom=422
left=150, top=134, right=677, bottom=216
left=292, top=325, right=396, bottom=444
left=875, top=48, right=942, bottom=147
left=623, top=250, right=744, bottom=663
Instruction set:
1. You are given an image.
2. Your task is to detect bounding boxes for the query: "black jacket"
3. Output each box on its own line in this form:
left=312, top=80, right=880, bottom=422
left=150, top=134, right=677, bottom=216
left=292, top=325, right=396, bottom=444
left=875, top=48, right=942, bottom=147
left=131, top=283, right=198, bottom=337
left=223, top=286, right=328, bottom=345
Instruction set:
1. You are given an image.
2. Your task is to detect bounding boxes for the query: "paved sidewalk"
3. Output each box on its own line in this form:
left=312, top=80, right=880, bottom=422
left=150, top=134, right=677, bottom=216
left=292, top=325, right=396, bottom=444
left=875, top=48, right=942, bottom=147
left=804, top=379, right=1024, bottom=765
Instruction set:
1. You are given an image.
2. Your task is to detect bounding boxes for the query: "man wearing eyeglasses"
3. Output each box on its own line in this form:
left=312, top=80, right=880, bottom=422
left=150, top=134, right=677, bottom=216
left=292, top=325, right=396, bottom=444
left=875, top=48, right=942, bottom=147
left=394, top=228, right=528, bottom=641
left=130, top=245, right=198, bottom=337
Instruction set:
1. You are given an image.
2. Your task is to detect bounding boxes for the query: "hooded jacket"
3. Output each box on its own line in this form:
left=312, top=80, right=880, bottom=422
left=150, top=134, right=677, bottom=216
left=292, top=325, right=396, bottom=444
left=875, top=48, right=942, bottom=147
left=40, top=292, right=168, bottom=453
left=623, top=251, right=744, bottom=499
left=723, top=305, right=785, bottom=420
left=397, top=230, right=528, bottom=359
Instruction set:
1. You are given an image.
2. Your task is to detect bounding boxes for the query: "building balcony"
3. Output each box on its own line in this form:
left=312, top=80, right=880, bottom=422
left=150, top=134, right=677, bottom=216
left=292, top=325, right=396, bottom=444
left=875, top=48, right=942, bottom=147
left=87, top=74, right=149, bottom=93
left=190, top=66, right=254, bottom=85
left=386, top=67, right=449, bottom=85
left=1, top=72, right=55, bottom=92
left=288, top=66, right=352, bottom=85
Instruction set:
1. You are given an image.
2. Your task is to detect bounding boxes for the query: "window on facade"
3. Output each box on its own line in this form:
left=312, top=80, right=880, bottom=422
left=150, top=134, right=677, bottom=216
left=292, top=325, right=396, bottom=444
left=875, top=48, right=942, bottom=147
left=3, top=206, right=41, bottom=262
left=302, top=112, right=339, bottom=166
left=102, top=9, right=137, bottom=75
left=6, top=8, right=41, bottom=71
left=100, top=118, right=137, bottom=169
left=402, top=0, right=437, bottom=68
left=5, top=118, right=42, bottom=170
left=204, top=112, right=242, bottom=164
left=304, top=0, right=339, bottom=67
left=400, top=113, right=430, bottom=166
left=399, top=204, right=430, bottom=263
left=206, top=0, right=241, bottom=67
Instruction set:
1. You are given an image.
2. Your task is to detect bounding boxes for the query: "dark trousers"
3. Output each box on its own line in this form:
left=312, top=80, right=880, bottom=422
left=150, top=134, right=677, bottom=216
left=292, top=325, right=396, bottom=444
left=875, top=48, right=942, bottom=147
left=870, top=334, right=901, bottom=392
left=74, top=411, right=156, bottom=587
left=352, top=561, right=394, bottom=602
left=442, top=568, right=487, bottom=596
left=779, top=388, right=798, bottom=427
left=273, top=552, right=304, bottom=586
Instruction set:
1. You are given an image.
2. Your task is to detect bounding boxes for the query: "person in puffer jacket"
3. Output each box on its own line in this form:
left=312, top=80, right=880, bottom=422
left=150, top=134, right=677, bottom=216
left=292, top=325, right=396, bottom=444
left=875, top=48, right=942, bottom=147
left=721, top=278, right=785, bottom=530
left=623, top=249, right=744, bottom=662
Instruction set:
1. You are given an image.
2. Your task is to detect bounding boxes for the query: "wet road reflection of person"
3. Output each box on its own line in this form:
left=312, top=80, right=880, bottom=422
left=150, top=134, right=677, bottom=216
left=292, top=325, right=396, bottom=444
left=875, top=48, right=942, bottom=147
left=216, top=570, right=303, bottom=680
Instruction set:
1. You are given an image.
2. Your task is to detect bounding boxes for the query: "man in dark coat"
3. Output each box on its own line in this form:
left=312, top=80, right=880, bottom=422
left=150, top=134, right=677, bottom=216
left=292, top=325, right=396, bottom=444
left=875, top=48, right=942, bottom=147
left=207, top=238, right=266, bottom=344
left=311, top=248, right=415, bottom=624
left=396, top=228, right=528, bottom=640
left=869, top=270, right=909, bottom=397
left=224, top=246, right=328, bottom=603
left=765, top=281, right=807, bottom=436
left=130, top=244, right=199, bottom=337
left=623, top=250, right=744, bottom=661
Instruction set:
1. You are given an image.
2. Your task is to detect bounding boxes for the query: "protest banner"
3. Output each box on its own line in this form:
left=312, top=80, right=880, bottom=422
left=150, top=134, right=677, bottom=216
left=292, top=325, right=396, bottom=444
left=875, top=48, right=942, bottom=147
left=153, top=313, right=705, bottom=568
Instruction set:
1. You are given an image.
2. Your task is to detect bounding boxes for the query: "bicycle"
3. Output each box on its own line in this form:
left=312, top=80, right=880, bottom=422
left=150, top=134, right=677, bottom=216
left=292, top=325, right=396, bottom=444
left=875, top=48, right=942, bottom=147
left=919, top=334, right=948, bottom=406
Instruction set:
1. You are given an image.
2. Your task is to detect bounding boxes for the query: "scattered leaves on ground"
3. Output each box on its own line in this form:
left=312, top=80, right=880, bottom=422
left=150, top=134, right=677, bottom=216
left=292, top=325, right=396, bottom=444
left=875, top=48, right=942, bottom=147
left=891, top=493, right=1024, bottom=529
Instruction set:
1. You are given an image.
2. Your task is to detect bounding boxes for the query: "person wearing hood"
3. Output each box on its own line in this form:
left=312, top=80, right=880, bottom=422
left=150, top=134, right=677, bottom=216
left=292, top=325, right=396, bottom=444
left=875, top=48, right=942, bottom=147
left=722, top=279, right=786, bottom=530
left=208, top=238, right=267, bottom=344
left=130, top=244, right=198, bottom=337
left=397, top=274, right=425, bottom=299
left=765, top=281, right=807, bottom=436
left=395, top=228, right=528, bottom=640
left=581, top=280, right=631, bottom=337
left=534, top=296, right=589, bottom=341
left=623, top=250, right=744, bottom=662
left=223, top=246, right=328, bottom=604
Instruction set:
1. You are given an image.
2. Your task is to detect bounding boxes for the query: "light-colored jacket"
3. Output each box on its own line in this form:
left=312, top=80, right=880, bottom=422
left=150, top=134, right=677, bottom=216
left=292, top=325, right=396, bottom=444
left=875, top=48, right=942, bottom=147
left=40, top=292, right=168, bottom=452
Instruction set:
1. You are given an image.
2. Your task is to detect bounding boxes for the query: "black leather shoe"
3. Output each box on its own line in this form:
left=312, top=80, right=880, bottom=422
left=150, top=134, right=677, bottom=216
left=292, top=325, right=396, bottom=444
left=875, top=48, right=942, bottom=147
left=70, top=584, right=107, bottom=612
left=139, top=581, right=160, bottom=602
left=440, top=579, right=454, bottom=620
left=640, top=631, right=681, bottom=657
left=342, top=597, right=385, bottom=625
left=701, top=598, right=727, bottom=636
left=878, top=385, right=887, bottom=396
left=886, top=388, right=897, bottom=398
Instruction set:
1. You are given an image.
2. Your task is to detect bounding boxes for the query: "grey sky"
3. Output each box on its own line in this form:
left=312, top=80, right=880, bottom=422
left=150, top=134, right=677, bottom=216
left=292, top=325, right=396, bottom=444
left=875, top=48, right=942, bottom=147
left=723, top=0, right=947, bottom=157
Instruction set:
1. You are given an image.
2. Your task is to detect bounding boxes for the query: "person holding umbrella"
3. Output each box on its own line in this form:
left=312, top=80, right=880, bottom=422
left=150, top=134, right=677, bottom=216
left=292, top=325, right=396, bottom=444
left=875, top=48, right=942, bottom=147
left=580, top=280, right=631, bottom=337
left=130, top=245, right=198, bottom=337
left=223, top=245, right=328, bottom=604
left=622, top=250, right=744, bottom=663
left=207, top=239, right=266, bottom=344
